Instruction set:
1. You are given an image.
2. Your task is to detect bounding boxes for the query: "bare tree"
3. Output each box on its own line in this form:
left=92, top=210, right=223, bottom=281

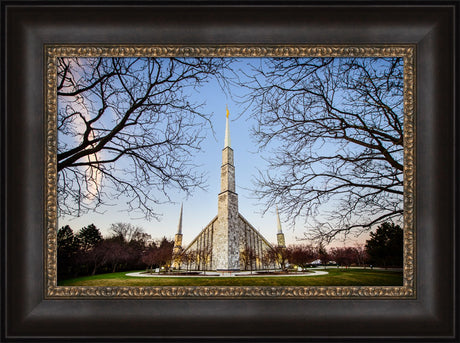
left=353, top=244, right=369, bottom=267
left=102, top=236, right=131, bottom=273
left=272, top=246, right=289, bottom=271
left=317, top=243, right=330, bottom=267
left=109, top=222, right=150, bottom=243
left=197, top=243, right=212, bottom=274
left=82, top=240, right=110, bottom=276
left=239, top=57, right=404, bottom=243
left=57, top=57, right=230, bottom=219
left=329, top=247, right=357, bottom=268
left=141, top=245, right=158, bottom=272
left=240, top=246, right=256, bottom=274
left=154, top=237, right=174, bottom=271
left=182, top=250, right=196, bottom=272
left=262, top=250, right=276, bottom=271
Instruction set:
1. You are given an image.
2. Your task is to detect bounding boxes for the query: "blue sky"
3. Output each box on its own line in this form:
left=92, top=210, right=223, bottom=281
left=58, top=58, right=374, bottom=248
left=59, top=73, right=293, bottom=246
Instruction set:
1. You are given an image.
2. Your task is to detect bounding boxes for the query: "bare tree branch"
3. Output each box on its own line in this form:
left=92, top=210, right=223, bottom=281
left=57, top=57, right=231, bottom=219
left=238, top=57, right=404, bottom=243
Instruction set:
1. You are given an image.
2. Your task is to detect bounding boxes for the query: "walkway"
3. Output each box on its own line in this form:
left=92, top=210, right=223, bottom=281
left=125, top=270, right=329, bottom=278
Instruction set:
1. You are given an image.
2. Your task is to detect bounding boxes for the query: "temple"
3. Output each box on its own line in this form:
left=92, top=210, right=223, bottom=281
left=172, top=107, right=285, bottom=271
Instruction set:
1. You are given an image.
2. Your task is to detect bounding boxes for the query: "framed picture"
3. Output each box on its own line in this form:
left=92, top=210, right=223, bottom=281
left=47, top=46, right=413, bottom=298
left=2, top=1, right=456, bottom=341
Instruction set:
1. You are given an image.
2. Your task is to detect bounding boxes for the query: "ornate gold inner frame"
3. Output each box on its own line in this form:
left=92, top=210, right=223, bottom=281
left=45, top=45, right=416, bottom=298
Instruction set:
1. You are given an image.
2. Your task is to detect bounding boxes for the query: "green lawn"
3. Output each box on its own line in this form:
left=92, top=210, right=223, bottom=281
left=58, top=268, right=403, bottom=287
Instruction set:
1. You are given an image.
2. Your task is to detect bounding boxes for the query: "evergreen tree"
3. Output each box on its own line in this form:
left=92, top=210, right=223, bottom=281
left=57, top=225, right=79, bottom=278
left=77, top=224, right=102, bottom=251
left=365, top=222, right=403, bottom=268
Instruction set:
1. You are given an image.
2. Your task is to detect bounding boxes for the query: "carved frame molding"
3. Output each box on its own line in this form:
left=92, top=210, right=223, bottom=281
left=45, top=45, right=415, bottom=299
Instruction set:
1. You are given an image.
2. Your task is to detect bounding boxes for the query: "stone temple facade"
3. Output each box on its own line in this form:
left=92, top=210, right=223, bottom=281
left=172, top=108, right=286, bottom=271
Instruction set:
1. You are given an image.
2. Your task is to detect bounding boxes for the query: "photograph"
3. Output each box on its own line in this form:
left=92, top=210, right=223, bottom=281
left=51, top=52, right=412, bottom=293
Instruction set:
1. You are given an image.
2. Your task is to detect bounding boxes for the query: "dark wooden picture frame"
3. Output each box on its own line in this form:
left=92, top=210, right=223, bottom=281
left=1, top=1, right=457, bottom=340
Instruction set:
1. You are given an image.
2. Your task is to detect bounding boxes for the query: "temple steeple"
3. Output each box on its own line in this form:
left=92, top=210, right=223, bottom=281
left=224, top=105, right=231, bottom=148
left=177, top=203, right=183, bottom=235
left=175, top=105, right=277, bottom=272
left=173, top=204, right=184, bottom=255
left=276, top=206, right=286, bottom=248
left=214, top=106, right=240, bottom=271
left=220, top=106, right=235, bottom=193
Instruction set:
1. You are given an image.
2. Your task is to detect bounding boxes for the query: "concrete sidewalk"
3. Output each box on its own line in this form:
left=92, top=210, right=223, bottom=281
left=125, top=270, right=329, bottom=278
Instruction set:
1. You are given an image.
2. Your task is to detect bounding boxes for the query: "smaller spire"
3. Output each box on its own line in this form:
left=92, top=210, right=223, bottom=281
left=276, top=205, right=286, bottom=248
left=177, top=203, right=183, bottom=234
left=276, top=205, right=283, bottom=234
left=224, top=105, right=231, bottom=148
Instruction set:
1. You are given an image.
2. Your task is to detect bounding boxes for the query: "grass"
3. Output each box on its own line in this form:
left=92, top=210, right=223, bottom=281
left=58, top=268, right=403, bottom=287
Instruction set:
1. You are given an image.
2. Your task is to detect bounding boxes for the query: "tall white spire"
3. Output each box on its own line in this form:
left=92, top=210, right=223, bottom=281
left=276, top=205, right=286, bottom=248
left=177, top=203, right=183, bottom=234
left=224, top=105, right=231, bottom=148
left=214, top=104, right=240, bottom=271
left=276, top=205, right=283, bottom=234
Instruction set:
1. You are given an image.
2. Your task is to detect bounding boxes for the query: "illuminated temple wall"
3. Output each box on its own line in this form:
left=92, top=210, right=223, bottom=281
left=180, top=214, right=273, bottom=271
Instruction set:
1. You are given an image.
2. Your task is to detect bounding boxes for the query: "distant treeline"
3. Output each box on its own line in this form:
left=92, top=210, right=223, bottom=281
left=57, top=221, right=403, bottom=279
left=294, top=222, right=403, bottom=269
left=57, top=222, right=173, bottom=280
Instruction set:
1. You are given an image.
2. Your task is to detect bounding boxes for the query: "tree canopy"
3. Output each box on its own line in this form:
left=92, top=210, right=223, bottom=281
left=57, top=57, right=230, bottom=219
left=57, top=222, right=175, bottom=279
left=365, top=222, right=403, bottom=267
left=239, top=57, right=404, bottom=242
left=77, top=224, right=103, bottom=251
